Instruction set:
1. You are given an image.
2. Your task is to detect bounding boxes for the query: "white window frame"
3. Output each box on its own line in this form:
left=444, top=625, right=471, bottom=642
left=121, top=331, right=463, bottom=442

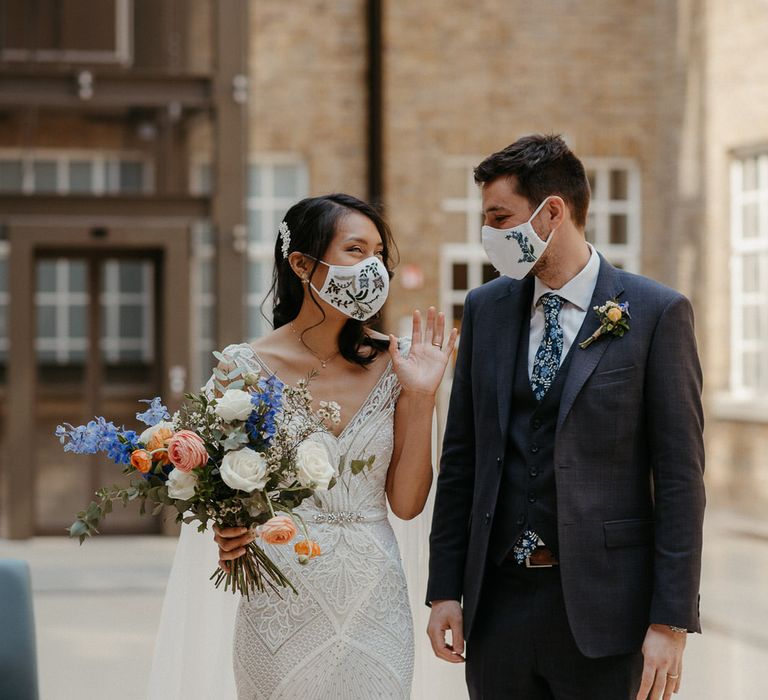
left=0, top=148, right=154, bottom=195
left=1, top=0, right=133, bottom=65
left=246, top=154, right=309, bottom=340
left=34, top=260, right=89, bottom=363
left=713, top=152, right=768, bottom=420
left=33, top=258, right=155, bottom=365
left=582, top=157, right=642, bottom=273
left=189, top=158, right=212, bottom=197
left=438, top=156, right=486, bottom=329
left=100, top=259, right=155, bottom=364
left=441, top=156, right=484, bottom=244
left=189, top=220, right=215, bottom=389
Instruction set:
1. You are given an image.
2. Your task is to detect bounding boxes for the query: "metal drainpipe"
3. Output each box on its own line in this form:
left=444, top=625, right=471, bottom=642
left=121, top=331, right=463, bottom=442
left=366, top=0, right=383, bottom=208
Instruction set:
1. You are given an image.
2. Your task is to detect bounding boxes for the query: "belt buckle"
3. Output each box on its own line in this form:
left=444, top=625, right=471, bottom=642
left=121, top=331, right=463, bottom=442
left=524, top=547, right=556, bottom=568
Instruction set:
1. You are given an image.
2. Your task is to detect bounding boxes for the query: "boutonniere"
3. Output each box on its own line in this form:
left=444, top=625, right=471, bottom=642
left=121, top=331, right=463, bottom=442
left=579, top=299, right=630, bottom=349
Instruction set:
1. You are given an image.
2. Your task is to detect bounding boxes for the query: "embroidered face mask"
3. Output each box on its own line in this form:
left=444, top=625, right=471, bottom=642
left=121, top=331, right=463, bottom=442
left=309, top=256, right=390, bottom=321
left=481, top=197, right=556, bottom=279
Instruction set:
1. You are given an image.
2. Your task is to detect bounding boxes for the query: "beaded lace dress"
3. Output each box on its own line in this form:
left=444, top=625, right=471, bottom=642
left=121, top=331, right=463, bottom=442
left=215, top=342, right=414, bottom=700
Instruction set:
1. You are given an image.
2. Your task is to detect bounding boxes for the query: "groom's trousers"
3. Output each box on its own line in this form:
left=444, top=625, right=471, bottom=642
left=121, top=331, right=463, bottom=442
left=466, top=559, right=643, bottom=700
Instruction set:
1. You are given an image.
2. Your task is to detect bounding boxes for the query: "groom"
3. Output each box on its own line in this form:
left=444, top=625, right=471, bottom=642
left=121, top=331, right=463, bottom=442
left=426, top=135, right=705, bottom=700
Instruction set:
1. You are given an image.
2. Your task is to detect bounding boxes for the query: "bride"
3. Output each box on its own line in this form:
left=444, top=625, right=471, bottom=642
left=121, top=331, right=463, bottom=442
left=147, top=193, right=464, bottom=699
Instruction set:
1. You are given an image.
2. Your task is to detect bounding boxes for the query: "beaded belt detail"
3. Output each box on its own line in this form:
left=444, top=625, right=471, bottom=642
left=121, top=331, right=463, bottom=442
left=313, top=512, right=367, bottom=524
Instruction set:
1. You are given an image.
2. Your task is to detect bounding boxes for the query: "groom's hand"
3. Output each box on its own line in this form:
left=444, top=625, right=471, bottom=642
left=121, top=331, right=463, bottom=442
left=636, top=624, right=686, bottom=700
left=427, top=600, right=465, bottom=663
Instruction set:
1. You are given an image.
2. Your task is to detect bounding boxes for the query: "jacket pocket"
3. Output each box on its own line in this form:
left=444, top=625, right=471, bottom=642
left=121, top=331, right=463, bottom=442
left=590, top=365, right=637, bottom=388
left=603, top=518, right=654, bottom=548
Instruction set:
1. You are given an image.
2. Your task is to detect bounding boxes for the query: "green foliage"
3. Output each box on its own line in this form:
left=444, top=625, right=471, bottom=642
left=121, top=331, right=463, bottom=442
left=350, top=455, right=376, bottom=476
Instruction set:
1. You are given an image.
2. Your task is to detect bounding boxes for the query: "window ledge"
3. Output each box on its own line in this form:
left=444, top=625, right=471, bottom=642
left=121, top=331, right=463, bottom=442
left=710, top=392, right=768, bottom=423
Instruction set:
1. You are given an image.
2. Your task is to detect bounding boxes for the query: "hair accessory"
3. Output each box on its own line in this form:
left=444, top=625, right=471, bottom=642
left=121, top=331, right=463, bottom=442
left=278, top=221, right=291, bottom=259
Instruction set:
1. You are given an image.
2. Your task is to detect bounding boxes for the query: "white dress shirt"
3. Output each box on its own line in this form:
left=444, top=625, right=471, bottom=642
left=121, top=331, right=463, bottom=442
left=527, top=244, right=600, bottom=379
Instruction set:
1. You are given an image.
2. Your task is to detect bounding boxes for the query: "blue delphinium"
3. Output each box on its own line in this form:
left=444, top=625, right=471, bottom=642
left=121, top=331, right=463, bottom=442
left=56, top=417, right=119, bottom=455
left=136, top=397, right=170, bottom=427
left=55, top=418, right=140, bottom=465
left=246, top=375, right=284, bottom=447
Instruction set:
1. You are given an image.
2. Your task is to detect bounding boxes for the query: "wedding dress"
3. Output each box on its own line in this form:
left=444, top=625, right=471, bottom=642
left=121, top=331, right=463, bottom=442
left=146, top=341, right=468, bottom=700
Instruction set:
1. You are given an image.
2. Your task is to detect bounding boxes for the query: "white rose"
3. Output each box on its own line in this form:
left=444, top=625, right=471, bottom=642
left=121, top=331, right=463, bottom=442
left=214, top=389, right=254, bottom=422
left=166, top=468, right=198, bottom=500
left=296, top=440, right=335, bottom=491
left=220, top=448, right=269, bottom=493
left=139, top=421, right=175, bottom=446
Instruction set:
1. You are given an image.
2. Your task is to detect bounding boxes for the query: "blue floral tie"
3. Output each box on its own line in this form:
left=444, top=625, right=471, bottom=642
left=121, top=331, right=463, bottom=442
left=513, top=293, right=565, bottom=564
left=530, top=293, right=565, bottom=402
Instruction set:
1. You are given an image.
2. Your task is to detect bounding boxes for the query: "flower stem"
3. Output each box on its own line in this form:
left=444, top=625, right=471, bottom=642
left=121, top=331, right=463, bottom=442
left=579, top=327, right=603, bottom=350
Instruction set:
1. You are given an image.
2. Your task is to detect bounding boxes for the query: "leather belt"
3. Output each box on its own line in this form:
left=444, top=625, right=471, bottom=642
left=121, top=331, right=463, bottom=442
left=524, top=546, right=558, bottom=568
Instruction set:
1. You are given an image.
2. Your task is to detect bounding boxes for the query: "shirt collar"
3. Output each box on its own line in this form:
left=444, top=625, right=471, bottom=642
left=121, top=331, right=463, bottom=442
left=533, top=243, right=600, bottom=311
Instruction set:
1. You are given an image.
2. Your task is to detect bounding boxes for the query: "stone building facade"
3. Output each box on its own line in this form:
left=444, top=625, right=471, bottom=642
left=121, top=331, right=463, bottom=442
left=1, top=0, right=766, bottom=535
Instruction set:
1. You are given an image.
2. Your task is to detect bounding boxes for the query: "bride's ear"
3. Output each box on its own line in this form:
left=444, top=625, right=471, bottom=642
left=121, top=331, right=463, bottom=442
left=287, top=252, right=312, bottom=284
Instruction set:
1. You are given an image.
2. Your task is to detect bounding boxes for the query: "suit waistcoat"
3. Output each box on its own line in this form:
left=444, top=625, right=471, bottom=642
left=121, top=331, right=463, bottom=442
left=489, top=309, right=575, bottom=565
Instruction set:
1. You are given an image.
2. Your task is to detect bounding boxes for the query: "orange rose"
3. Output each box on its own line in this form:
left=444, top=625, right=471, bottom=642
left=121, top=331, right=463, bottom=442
left=257, top=515, right=298, bottom=545
left=153, top=448, right=171, bottom=466
left=146, top=427, right=173, bottom=451
left=294, top=540, right=321, bottom=558
left=130, top=449, right=152, bottom=474
left=167, top=430, right=209, bottom=473
left=606, top=307, right=623, bottom=323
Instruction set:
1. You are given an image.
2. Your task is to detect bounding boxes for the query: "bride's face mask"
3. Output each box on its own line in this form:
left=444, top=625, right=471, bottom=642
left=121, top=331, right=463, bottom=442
left=308, top=256, right=390, bottom=321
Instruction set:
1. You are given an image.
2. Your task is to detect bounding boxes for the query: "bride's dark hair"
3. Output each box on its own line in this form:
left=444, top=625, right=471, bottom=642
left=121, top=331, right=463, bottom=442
left=266, top=193, right=398, bottom=367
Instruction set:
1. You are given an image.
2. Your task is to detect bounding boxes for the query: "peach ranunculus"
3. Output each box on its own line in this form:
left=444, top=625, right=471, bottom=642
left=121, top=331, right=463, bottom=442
left=606, top=306, right=623, bottom=323
left=257, top=515, right=298, bottom=545
left=166, top=430, right=209, bottom=473
left=130, top=449, right=153, bottom=474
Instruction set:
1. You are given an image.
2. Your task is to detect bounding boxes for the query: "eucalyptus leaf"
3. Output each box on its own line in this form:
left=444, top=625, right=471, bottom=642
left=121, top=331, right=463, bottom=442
left=69, top=520, right=89, bottom=538
left=222, top=429, right=249, bottom=451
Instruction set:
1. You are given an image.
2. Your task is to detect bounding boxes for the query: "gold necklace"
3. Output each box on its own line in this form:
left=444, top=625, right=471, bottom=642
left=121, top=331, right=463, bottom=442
left=289, top=322, right=341, bottom=369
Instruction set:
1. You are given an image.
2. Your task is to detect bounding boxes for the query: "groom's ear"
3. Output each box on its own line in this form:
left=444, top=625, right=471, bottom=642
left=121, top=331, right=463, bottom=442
left=545, top=195, right=568, bottom=231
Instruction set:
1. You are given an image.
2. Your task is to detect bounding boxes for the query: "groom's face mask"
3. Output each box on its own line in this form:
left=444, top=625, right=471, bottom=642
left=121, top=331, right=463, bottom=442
left=481, top=197, right=557, bottom=280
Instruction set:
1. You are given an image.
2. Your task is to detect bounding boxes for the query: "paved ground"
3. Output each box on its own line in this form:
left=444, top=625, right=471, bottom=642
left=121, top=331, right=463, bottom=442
left=1, top=507, right=766, bottom=699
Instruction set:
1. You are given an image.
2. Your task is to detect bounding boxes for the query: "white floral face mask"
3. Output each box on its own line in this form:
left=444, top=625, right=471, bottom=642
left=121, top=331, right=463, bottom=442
left=309, top=257, right=389, bottom=321
left=481, top=197, right=555, bottom=279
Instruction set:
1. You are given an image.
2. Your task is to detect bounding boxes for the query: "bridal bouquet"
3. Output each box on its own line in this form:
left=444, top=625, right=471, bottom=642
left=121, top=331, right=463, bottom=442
left=55, top=356, right=341, bottom=598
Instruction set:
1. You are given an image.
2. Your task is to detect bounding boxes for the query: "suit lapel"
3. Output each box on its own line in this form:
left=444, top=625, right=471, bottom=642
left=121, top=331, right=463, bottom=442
left=496, top=277, right=534, bottom=442
left=556, top=256, right=625, bottom=432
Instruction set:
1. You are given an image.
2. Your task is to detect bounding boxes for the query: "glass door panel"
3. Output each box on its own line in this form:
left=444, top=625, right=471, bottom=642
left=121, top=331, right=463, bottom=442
left=34, top=255, right=161, bottom=534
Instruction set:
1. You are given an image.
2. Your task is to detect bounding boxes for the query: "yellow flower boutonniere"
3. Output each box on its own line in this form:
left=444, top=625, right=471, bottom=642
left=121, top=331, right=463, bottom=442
left=579, top=299, right=631, bottom=349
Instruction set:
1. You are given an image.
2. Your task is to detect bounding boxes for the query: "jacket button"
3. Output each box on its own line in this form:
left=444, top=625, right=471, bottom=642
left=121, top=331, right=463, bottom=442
left=528, top=494, right=536, bottom=504
left=531, top=419, right=542, bottom=430
left=516, top=515, right=525, bottom=525
left=530, top=444, right=539, bottom=454
left=496, top=456, right=502, bottom=467
left=529, top=468, right=538, bottom=478
left=484, top=512, right=491, bottom=524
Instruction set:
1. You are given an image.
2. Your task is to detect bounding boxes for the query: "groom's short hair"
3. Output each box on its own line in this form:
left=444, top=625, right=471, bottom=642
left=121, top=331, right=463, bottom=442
left=474, top=134, right=590, bottom=228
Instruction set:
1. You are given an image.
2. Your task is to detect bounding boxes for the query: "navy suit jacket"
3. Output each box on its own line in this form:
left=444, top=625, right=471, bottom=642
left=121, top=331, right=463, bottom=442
left=427, top=256, right=705, bottom=658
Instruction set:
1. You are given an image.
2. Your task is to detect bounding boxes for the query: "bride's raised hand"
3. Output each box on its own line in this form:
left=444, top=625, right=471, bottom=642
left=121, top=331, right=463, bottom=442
left=388, top=307, right=458, bottom=397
